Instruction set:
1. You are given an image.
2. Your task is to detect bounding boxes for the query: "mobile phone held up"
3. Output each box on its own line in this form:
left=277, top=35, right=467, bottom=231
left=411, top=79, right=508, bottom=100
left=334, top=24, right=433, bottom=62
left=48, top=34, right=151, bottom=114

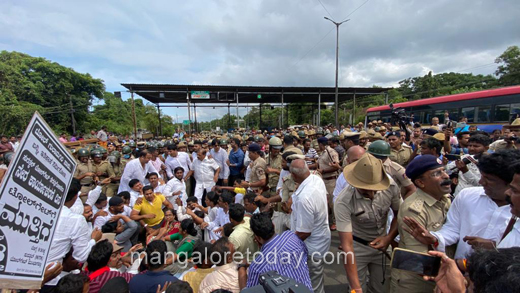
left=391, top=248, right=441, bottom=276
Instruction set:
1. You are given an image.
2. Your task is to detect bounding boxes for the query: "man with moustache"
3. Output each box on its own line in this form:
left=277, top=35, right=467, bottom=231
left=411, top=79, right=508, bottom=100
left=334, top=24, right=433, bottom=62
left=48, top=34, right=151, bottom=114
left=499, top=161, right=520, bottom=248
left=403, top=149, right=520, bottom=266
left=334, top=153, right=401, bottom=293
left=390, top=155, right=452, bottom=293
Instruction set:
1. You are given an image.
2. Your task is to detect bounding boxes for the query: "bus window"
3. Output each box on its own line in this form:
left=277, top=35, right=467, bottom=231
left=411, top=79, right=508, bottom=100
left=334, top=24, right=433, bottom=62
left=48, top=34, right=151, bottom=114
left=424, top=112, right=433, bottom=125
left=434, top=110, right=444, bottom=123
left=446, top=109, right=459, bottom=123
left=511, top=104, right=520, bottom=122
left=461, top=107, right=475, bottom=123
left=495, top=104, right=510, bottom=122
left=477, top=106, right=491, bottom=122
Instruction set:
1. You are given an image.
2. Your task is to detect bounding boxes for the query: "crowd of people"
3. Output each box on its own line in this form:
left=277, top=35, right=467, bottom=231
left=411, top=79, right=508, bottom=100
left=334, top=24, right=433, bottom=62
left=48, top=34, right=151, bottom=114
left=1, top=115, right=520, bottom=293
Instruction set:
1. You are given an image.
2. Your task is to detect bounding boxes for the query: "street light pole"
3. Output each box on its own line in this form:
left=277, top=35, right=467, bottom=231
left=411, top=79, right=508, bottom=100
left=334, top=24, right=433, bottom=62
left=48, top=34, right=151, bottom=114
left=324, top=16, right=349, bottom=130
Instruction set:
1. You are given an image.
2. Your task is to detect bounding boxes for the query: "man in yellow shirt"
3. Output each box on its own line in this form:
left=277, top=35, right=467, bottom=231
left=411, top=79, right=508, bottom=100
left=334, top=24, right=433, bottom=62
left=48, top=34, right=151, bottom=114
left=228, top=203, right=258, bottom=263
left=182, top=242, right=214, bottom=293
left=131, top=185, right=173, bottom=229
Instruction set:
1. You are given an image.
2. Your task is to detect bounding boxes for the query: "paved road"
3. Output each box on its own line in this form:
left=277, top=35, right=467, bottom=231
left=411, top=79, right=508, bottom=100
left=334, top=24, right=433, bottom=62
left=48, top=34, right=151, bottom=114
left=324, top=231, right=350, bottom=292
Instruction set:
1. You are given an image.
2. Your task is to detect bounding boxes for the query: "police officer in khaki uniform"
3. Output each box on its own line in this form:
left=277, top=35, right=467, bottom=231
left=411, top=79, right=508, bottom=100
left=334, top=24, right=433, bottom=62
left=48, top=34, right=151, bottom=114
left=241, top=143, right=267, bottom=193
left=121, top=145, right=134, bottom=163
left=316, top=137, right=340, bottom=230
left=270, top=151, right=298, bottom=234
left=341, top=132, right=361, bottom=167
left=368, top=140, right=416, bottom=199
left=359, top=131, right=369, bottom=150
left=390, top=155, right=451, bottom=293
left=335, top=153, right=401, bottom=293
left=91, top=149, right=115, bottom=195
left=311, top=130, right=321, bottom=152
left=74, top=148, right=95, bottom=199
left=266, top=137, right=283, bottom=194
left=387, top=131, right=413, bottom=167
left=282, top=135, right=303, bottom=156
left=106, top=150, right=126, bottom=198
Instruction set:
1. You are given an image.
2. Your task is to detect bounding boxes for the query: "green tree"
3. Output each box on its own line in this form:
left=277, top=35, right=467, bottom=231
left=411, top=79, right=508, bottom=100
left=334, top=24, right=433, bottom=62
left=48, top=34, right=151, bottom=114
left=0, top=51, right=105, bottom=135
left=495, top=45, right=520, bottom=86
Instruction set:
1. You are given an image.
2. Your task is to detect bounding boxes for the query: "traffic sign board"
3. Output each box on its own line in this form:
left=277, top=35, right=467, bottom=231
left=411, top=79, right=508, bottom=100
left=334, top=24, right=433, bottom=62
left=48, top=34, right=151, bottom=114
left=191, top=91, right=210, bottom=99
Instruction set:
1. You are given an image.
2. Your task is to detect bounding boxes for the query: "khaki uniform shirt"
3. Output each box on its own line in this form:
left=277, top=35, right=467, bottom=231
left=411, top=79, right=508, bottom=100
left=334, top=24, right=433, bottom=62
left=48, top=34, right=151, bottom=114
left=281, top=175, right=296, bottom=203
left=383, top=159, right=413, bottom=189
left=389, top=145, right=413, bottom=167
left=341, top=153, right=350, bottom=167
left=250, top=157, right=267, bottom=191
left=391, top=189, right=451, bottom=293
left=92, top=161, right=115, bottom=181
left=318, top=146, right=339, bottom=180
left=109, top=161, right=126, bottom=178
left=75, top=161, right=94, bottom=185
left=266, top=154, right=282, bottom=190
left=311, top=139, right=320, bottom=153
left=335, top=179, right=401, bottom=240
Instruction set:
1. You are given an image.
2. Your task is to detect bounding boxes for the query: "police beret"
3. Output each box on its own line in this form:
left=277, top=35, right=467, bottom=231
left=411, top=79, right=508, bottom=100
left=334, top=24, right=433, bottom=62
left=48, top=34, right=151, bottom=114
left=248, top=143, right=261, bottom=152
left=405, top=155, right=444, bottom=181
left=317, top=137, right=329, bottom=144
left=422, top=128, right=438, bottom=136
left=386, top=131, right=400, bottom=138
left=107, top=142, right=116, bottom=147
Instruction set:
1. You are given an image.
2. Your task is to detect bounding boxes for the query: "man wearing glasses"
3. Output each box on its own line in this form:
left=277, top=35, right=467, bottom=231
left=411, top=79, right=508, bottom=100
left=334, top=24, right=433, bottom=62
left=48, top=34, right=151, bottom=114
left=390, top=155, right=451, bottom=293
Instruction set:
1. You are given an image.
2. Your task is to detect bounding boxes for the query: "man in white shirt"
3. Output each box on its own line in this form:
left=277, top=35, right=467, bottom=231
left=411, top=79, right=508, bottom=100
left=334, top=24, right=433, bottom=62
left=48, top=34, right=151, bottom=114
left=163, top=166, right=187, bottom=209
left=47, top=179, right=102, bottom=284
left=146, top=172, right=165, bottom=194
left=118, top=149, right=158, bottom=193
left=9, top=136, right=19, bottom=152
left=191, top=140, right=203, bottom=161
left=165, top=144, right=192, bottom=179
left=93, top=196, right=138, bottom=252
left=500, top=161, right=520, bottom=248
left=210, top=139, right=230, bottom=186
left=128, top=179, right=143, bottom=207
left=185, top=149, right=220, bottom=206
left=404, top=149, right=520, bottom=259
left=289, top=159, right=330, bottom=293
left=333, top=146, right=365, bottom=203
left=70, top=178, right=111, bottom=214
left=447, top=134, right=491, bottom=196
left=202, top=191, right=233, bottom=241
left=97, top=126, right=108, bottom=143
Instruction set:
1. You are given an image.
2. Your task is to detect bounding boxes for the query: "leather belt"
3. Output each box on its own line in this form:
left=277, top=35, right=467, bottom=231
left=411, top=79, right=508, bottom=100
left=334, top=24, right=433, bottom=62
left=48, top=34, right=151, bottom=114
left=353, top=235, right=391, bottom=259
left=323, top=176, right=338, bottom=180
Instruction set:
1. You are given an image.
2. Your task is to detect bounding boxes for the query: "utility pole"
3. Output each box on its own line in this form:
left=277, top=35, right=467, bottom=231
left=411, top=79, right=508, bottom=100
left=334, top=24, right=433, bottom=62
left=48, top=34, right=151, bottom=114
left=324, top=16, right=349, bottom=129
left=131, top=91, right=137, bottom=139
left=68, top=93, right=76, bottom=135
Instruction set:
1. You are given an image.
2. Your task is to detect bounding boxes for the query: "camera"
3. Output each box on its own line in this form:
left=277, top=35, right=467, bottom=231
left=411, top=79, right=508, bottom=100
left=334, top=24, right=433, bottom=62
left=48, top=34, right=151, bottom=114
left=241, top=271, right=312, bottom=293
left=389, top=103, right=411, bottom=141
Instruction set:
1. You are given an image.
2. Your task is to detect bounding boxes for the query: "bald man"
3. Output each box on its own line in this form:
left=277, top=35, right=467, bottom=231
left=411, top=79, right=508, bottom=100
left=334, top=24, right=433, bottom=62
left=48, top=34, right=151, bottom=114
left=333, top=146, right=366, bottom=203
left=290, top=159, right=330, bottom=293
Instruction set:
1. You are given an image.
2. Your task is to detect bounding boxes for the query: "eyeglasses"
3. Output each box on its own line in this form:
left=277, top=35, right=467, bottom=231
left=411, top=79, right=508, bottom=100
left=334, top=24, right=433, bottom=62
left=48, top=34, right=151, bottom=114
left=428, top=169, right=447, bottom=178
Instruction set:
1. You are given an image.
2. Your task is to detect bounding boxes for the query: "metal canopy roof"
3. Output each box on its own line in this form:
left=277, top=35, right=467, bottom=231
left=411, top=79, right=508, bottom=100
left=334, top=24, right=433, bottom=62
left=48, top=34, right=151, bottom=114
left=120, top=83, right=391, bottom=105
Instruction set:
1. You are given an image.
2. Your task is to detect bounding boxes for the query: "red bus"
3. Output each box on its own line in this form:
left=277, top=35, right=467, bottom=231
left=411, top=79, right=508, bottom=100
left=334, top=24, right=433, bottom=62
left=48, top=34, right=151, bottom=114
left=366, top=86, right=520, bottom=131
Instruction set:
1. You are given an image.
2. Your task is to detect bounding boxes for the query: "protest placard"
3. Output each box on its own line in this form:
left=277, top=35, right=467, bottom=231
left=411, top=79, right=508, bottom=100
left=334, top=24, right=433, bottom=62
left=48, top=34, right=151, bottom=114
left=0, top=112, right=77, bottom=289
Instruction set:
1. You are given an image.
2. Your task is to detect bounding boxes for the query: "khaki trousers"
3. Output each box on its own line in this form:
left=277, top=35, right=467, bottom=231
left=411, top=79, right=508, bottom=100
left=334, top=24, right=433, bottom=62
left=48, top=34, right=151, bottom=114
left=323, top=178, right=336, bottom=225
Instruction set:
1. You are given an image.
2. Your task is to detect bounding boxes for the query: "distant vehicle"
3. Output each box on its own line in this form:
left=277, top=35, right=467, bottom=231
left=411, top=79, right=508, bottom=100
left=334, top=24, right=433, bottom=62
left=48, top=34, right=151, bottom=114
left=366, top=86, right=520, bottom=132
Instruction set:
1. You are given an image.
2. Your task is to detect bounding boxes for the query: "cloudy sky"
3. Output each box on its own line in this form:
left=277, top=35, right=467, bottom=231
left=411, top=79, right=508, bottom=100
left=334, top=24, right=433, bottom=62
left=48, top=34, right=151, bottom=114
left=1, top=0, right=519, bottom=121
